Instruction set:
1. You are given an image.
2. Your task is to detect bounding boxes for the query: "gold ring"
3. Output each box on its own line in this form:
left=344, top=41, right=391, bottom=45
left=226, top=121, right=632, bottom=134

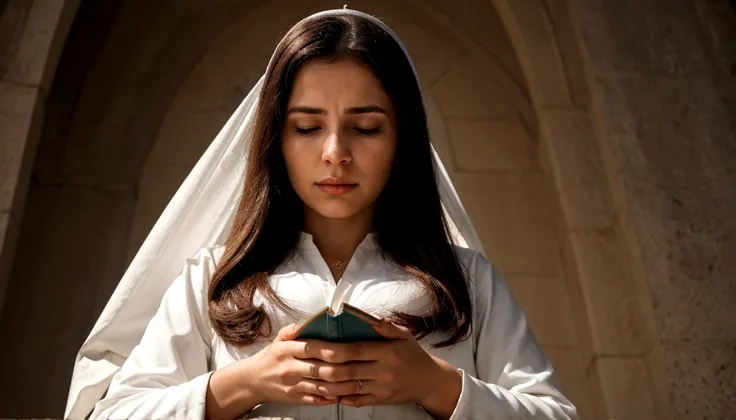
left=357, top=380, right=363, bottom=394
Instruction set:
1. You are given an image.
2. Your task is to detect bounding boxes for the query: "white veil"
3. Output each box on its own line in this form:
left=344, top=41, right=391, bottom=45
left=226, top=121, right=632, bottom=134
left=65, top=9, right=484, bottom=419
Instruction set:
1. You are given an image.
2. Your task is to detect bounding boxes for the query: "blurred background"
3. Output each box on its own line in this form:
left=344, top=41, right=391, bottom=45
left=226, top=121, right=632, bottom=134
left=0, top=0, right=734, bottom=418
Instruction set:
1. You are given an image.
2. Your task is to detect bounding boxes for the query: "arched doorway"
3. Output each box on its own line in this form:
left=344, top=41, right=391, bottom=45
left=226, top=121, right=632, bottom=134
left=0, top=0, right=668, bottom=418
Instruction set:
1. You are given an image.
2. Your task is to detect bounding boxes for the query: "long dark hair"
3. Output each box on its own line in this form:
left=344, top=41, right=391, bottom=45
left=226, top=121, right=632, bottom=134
left=208, top=13, right=472, bottom=348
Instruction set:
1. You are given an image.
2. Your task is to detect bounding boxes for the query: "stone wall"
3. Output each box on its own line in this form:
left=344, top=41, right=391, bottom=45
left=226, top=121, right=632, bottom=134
left=569, top=0, right=736, bottom=418
left=1, top=0, right=734, bottom=418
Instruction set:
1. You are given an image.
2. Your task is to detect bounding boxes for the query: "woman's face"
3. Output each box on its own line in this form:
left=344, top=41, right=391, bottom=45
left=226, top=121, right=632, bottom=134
left=281, top=56, right=398, bottom=221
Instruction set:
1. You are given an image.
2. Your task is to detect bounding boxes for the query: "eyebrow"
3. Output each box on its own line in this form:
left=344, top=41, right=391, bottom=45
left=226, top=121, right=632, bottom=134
left=286, top=105, right=388, bottom=115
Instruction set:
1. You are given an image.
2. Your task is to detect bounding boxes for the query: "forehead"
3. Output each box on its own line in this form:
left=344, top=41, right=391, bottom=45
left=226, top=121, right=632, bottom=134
left=287, top=56, right=392, bottom=107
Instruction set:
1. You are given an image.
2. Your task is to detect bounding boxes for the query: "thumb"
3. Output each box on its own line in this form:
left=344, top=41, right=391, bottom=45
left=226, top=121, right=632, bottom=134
left=275, top=323, right=301, bottom=342
left=372, top=318, right=411, bottom=339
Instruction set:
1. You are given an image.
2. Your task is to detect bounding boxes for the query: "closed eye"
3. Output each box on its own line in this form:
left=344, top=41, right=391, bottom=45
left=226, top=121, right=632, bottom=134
left=295, top=127, right=320, bottom=135
left=354, top=127, right=382, bottom=136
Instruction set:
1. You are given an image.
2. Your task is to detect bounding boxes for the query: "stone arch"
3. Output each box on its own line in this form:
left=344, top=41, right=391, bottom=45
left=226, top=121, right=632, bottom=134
left=0, top=0, right=79, bottom=316
left=0, top=0, right=676, bottom=418
left=490, top=1, right=673, bottom=419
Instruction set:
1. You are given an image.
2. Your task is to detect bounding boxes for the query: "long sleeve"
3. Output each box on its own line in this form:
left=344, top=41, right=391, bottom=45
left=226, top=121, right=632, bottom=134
left=449, top=250, right=578, bottom=420
left=89, top=247, right=221, bottom=420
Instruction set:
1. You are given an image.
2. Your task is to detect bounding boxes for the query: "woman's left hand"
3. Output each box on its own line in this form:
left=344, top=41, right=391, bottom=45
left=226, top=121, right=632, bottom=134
left=337, top=319, right=462, bottom=418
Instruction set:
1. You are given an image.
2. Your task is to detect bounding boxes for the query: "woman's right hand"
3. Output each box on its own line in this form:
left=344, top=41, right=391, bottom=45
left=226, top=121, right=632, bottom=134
left=206, top=323, right=370, bottom=419
left=241, top=323, right=345, bottom=406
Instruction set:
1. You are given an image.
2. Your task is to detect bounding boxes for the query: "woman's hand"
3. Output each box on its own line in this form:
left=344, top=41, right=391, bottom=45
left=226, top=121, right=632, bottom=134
left=207, top=323, right=347, bottom=418
left=238, top=323, right=367, bottom=406
left=206, top=321, right=462, bottom=419
left=336, top=319, right=463, bottom=419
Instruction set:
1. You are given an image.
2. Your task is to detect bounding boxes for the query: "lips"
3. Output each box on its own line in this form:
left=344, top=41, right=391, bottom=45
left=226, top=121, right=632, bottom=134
left=316, top=179, right=358, bottom=196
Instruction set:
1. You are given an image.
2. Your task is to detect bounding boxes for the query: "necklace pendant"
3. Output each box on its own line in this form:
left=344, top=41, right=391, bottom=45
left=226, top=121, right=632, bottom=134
left=336, top=260, right=343, bottom=269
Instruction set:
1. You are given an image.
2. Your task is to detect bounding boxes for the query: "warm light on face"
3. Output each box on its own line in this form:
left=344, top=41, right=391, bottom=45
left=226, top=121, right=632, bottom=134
left=281, top=56, right=398, bottom=221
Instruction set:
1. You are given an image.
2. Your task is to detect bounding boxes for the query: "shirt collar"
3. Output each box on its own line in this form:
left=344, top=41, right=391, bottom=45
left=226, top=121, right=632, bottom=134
left=297, top=231, right=379, bottom=259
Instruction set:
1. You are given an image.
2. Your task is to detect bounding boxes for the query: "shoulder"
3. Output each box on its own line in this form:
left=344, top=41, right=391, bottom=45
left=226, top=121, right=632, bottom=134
left=165, top=245, right=226, bottom=315
left=451, top=244, right=494, bottom=287
left=180, top=245, right=226, bottom=288
left=451, top=244, right=499, bottom=313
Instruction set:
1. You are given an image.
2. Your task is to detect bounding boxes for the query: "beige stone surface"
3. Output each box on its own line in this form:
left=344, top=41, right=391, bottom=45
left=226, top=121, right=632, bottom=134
left=569, top=0, right=708, bottom=76
left=659, top=341, right=736, bottom=420
left=0, top=184, right=136, bottom=417
left=541, top=0, right=590, bottom=110
left=126, top=164, right=193, bottom=263
left=147, top=108, right=231, bottom=168
left=428, top=57, right=512, bottom=119
left=539, top=109, right=614, bottom=230
left=569, top=229, right=651, bottom=355
left=491, top=0, right=573, bottom=108
left=446, top=117, right=533, bottom=172
left=595, top=73, right=736, bottom=343
left=452, top=171, right=562, bottom=277
left=594, top=356, right=659, bottom=420
left=506, top=276, right=577, bottom=347
left=0, top=80, right=42, bottom=218
left=423, top=0, right=524, bottom=88
left=2, top=0, right=79, bottom=92
left=551, top=195, right=599, bottom=365
left=545, top=347, right=598, bottom=420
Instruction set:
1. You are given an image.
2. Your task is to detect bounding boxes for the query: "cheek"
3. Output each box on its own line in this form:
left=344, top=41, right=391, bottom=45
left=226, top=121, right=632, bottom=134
left=281, top=139, right=310, bottom=183
left=358, top=142, right=396, bottom=188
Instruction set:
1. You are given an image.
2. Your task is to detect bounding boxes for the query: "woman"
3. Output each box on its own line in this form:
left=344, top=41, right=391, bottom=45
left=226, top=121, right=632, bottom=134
left=87, top=9, right=577, bottom=420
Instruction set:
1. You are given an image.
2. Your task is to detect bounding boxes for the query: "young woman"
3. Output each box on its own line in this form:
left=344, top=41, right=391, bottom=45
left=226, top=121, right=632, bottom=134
left=87, top=9, right=577, bottom=420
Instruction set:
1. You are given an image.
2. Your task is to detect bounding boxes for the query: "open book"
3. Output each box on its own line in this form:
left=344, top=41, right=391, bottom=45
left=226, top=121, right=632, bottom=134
left=295, top=302, right=388, bottom=342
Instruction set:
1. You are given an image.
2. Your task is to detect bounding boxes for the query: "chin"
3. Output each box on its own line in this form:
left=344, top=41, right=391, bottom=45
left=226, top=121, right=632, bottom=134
left=309, top=203, right=367, bottom=220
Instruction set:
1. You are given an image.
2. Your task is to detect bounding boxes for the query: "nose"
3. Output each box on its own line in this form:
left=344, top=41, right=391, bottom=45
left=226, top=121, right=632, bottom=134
left=321, top=131, right=352, bottom=165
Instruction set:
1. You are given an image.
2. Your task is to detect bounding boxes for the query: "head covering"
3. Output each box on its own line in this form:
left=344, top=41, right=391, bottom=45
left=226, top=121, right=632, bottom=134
left=64, top=8, right=483, bottom=419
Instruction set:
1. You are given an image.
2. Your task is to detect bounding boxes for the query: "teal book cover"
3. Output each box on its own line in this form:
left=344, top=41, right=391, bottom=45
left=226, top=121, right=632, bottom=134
left=296, top=303, right=388, bottom=342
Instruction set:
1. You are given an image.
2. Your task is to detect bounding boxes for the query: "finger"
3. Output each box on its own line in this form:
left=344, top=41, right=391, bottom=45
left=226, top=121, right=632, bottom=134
left=298, top=393, right=338, bottom=405
left=371, top=318, right=412, bottom=340
left=297, top=379, right=366, bottom=399
left=275, top=323, right=301, bottom=342
left=293, top=340, right=385, bottom=363
left=297, top=359, right=378, bottom=382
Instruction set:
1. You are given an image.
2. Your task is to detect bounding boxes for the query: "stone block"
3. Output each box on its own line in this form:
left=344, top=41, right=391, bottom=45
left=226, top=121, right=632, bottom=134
left=388, top=14, right=460, bottom=88
left=659, top=341, right=735, bottom=420
left=0, top=80, right=43, bottom=219
left=424, top=0, right=525, bottom=87
left=570, top=0, right=709, bottom=76
left=428, top=56, right=512, bottom=119
left=545, top=347, right=598, bottom=420
left=0, top=184, right=135, bottom=416
left=3, top=0, right=77, bottom=91
left=492, top=0, right=573, bottom=108
left=541, top=0, right=590, bottom=109
left=506, top=276, right=577, bottom=347
left=446, top=117, right=533, bottom=172
left=539, top=109, right=614, bottom=230
left=569, top=229, right=651, bottom=354
left=593, top=356, right=658, bottom=420
left=597, top=74, right=736, bottom=342
left=452, top=172, right=562, bottom=277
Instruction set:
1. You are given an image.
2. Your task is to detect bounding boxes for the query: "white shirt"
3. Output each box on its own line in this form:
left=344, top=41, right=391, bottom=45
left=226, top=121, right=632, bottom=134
left=90, top=233, right=577, bottom=419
